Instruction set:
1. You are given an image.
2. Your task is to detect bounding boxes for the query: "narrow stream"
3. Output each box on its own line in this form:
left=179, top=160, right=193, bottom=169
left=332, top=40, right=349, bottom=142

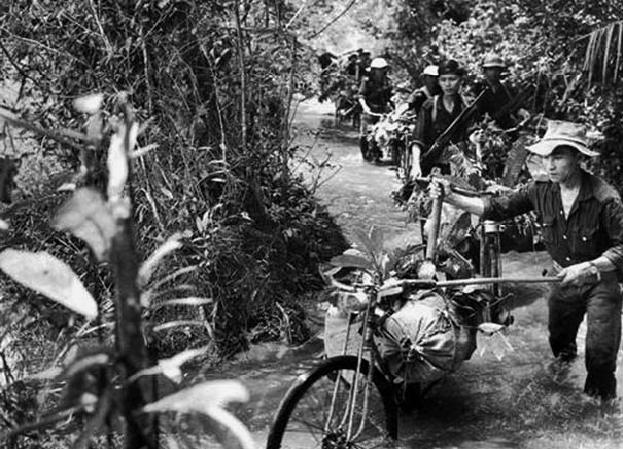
left=202, top=99, right=622, bottom=449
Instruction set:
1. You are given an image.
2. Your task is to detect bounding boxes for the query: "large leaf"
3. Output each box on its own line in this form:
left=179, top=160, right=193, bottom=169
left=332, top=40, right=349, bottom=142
left=129, top=346, right=209, bottom=383
left=138, top=232, right=188, bottom=287
left=73, top=93, right=104, bottom=114
left=368, top=225, right=385, bottom=253
left=143, top=380, right=254, bottom=449
left=581, top=20, right=623, bottom=85
left=502, top=135, right=531, bottom=187
left=107, top=119, right=138, bottom=202
left=0, top=249, right=98, bottom=319
left=353, top=228, right=378, bottom=258
left=330, top=254, right=373, bottom=271
left=53, top=188, right=116, bottom=261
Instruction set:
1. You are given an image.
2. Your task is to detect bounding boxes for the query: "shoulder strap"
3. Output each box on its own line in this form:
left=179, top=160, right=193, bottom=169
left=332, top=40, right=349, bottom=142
left=432, top=95, right=439, bottom=124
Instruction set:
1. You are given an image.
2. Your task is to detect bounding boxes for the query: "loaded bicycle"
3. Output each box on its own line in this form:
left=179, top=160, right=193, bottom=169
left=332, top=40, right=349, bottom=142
left=266, top=184, right=560, bottom=449
left=362, top=107, right=415, bottom=166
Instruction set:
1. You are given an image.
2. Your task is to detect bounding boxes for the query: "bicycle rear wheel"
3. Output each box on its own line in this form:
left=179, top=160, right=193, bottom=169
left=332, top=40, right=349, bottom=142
left=266, top=355, right=397, bottom=449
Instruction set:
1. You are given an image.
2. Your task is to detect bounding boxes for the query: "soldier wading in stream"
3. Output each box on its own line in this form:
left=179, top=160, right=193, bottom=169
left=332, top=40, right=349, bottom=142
left=409, top=59, right=471, bottom=178
left=358, top=57, right=393, bottom=162
left=430, top=120, right=623, bottom=403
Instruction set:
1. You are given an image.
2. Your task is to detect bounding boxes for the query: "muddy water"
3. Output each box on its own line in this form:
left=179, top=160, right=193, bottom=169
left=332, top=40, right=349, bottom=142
left=203, top=99, right=623, bottom=449
left=289, top=98, right=412, bottom=241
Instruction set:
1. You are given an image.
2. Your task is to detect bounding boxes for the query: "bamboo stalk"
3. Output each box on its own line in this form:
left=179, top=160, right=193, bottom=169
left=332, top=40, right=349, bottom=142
left=435, top=276, right=561, bottom=287
left=234, top=0, right=247, bottom=150
left=615, top=23, right=622, bottom=83
left=111, top=111, right=158, bottom=449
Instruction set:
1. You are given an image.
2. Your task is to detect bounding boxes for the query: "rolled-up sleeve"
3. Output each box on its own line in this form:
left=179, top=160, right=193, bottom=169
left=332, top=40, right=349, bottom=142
left=412, top=106, right=430, bottom=150
left=482, top=184, right=535, bottom=221
left=358, top=78, right=368, bottom=99
left=600, top=198, right=623, bottom=270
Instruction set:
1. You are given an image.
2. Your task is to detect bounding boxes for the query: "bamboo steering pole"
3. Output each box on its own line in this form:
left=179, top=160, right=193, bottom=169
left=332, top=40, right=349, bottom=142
left=425, top=188, right=444, bottom=260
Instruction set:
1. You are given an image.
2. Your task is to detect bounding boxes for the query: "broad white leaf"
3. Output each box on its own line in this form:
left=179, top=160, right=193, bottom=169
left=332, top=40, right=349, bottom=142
left=151, top=297, right=213, bottom=310
left=107, top=120, right=138, bottom=202
left=28, top=366, right=63, bottom=380
left=138, top=232, right=192, bottom=287
left=143, top=380, right=249, bottom=413
left=143, top=380, right=253, bottom=449
left=202, top=406, right=256, bottom=449
left=57, top=182, right=76, bottom=192
left=73, top=93, right=104, bottom=115
left=0, top=249, right=98, bottom=319
left=152, top=320, right=209, bottom=334
left=159, top=346, right=208, bottom=383
left=130, top=143, right=159, bottom=159
left=53, top=188, right=116, bottom=261
left=0, top=219, right=8, bottom=231
left=129, top=346, right=209, bottom=384
left=80, top=392, right=98, bottom=413
left=478, top=322, right=505, bottom=335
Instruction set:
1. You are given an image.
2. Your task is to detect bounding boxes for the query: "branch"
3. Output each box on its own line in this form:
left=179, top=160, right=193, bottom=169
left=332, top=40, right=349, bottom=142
left=285, top=0, right=314, bottom=29
left=87, top=0, right=114, bottom=58
left=0, top=40, right=38, bottom=84
left=233, top=0, right=247, bottom=149
left=0, top=109, right=99, bottom=151
left=307, top=0, right=358, bottom=39
left=0, top=27, right=86, bottom=65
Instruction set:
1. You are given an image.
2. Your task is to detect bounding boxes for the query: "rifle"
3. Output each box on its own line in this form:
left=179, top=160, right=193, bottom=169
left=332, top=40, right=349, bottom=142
left=421, top=88, right=489, bottom=163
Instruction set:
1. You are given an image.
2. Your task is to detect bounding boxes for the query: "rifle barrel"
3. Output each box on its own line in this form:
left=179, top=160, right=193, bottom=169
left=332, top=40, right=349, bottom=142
left=421, top=88, right=489, bottom=161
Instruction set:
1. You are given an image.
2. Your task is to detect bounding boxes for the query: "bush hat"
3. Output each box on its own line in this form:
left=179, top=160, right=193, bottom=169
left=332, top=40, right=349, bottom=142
left=438, top=59, right=464, bottom=76
left=421, top=65, right=439, bottom=76
left=482, top=55, right=507, bottom=69
left=527, top=120, right=599, bottom=157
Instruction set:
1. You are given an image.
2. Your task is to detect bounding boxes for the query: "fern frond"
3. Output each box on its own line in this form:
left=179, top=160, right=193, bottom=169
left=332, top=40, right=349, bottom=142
left=581, top=21, right=623, bottom=85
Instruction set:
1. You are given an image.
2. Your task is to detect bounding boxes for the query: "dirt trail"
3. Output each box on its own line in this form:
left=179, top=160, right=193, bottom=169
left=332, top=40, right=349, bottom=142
left=204, top=99, right=623, bottom=449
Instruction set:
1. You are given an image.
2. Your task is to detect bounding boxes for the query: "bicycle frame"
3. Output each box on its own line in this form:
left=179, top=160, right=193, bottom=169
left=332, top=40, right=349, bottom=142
left=325, top=285, right=390, bottom=441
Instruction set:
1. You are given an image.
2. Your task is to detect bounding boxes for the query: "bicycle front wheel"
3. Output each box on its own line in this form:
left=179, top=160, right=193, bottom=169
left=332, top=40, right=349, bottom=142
left=266, top=355, right=397, bottom=449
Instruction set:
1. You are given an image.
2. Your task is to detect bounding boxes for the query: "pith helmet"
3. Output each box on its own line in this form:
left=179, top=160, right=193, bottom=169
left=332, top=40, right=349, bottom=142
left=370, top=57, right=389, bottom=69
left=482, top=55, right=507, bottom=69
left=421, top=65, right=439, bottom=76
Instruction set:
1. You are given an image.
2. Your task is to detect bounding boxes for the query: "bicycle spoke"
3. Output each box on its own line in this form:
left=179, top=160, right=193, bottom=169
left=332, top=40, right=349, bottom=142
left=280, top=373, right=385, bottom=447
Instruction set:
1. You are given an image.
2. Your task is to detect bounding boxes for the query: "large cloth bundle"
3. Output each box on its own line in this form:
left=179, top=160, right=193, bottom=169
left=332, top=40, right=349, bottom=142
left=375, top=291, right=476, bottom=384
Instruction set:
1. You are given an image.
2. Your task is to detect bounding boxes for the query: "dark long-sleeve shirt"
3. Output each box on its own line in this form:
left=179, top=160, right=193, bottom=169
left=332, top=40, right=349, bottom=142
left=407, top=85, right=441, bottom=114
left=482, top=170, right=623, bottom=271
left=476, top=80, right=517, bottom=129
left=358, top=75, right=392, bottom=113
left=412, top=95, right=469, bottom=175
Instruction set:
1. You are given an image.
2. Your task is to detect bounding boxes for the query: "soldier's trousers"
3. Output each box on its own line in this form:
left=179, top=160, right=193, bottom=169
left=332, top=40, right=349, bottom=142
left=548, top=271, right=622, bottom=400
